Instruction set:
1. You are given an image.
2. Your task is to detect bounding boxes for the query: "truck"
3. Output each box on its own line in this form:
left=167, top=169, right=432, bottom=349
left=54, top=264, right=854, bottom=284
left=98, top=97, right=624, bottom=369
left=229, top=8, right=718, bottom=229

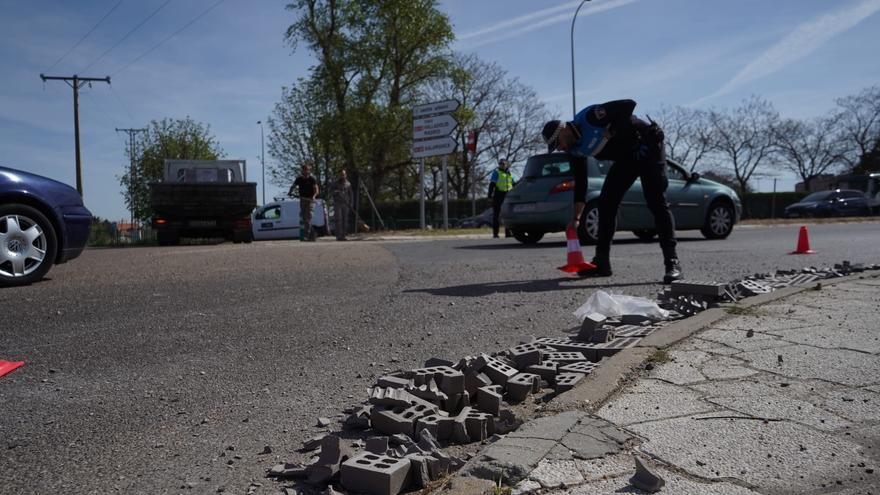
left=150, top=160, right=257, bottom=246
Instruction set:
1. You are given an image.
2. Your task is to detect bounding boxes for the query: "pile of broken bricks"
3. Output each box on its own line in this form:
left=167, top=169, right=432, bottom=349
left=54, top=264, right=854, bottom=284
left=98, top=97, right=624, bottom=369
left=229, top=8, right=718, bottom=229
left=267, top=261, right=878, bottom=495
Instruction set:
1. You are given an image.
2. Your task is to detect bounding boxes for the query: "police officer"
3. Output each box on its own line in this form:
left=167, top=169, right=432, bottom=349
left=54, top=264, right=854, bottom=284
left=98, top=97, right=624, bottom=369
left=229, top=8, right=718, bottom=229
left=488, top=158, right=515, bottom=238
left=541, top=99, right=682, bottom=283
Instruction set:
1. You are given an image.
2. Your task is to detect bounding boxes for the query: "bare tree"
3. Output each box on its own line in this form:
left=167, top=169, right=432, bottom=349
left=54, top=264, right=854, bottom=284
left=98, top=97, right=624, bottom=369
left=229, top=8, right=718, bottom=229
left=653, top=106, right=713, bottom=172
left=834, top=85, right=880, bottom=172
left=772, top=117, right=846, bottom=191
left=707, top=96, right=779, bottom=201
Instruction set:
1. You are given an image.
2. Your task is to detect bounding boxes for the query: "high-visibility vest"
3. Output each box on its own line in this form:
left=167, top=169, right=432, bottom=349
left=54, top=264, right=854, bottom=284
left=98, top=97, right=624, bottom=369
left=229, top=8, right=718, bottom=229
left=495, top=169, right=514, bottom=192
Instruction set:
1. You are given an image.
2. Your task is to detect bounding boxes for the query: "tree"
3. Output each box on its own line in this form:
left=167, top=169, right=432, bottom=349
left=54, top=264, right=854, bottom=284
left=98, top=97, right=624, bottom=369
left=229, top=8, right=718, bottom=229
left=706, top=96, right=779, bottom=202
left=772, top=117, right=846, bottom=190
left=119, top=117, right=223, bottom=221
left=834, top=86, right=880, bottom=172
left=653, top=106, right=713, bottom=172
left=699, top=170, right=750, bottom=193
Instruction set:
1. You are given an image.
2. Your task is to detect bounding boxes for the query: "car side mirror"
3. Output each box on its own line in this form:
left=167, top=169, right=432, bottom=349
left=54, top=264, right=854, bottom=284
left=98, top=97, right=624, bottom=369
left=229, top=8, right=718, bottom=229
left=688, top=172, right=701, bottom=182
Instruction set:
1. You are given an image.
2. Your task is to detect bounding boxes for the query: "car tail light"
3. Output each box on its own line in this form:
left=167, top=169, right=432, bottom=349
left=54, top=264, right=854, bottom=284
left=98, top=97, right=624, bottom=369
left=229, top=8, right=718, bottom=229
left=233, top=218, right=251, bottom=229
left=550, top=180, right=575, bottom=194
left=155, top=218, right=167, bottom=225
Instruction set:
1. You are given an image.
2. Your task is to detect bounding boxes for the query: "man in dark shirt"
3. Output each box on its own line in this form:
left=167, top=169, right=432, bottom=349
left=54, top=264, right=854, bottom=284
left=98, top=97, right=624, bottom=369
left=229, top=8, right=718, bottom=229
left=541, top=99, right=682, bottom=283
left=288, top=163, right=319, bottom=242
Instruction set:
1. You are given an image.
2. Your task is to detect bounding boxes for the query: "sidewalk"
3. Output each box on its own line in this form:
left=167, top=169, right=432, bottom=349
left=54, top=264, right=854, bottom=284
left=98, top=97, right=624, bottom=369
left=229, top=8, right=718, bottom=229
left=462, top=277, right=880, bottom=494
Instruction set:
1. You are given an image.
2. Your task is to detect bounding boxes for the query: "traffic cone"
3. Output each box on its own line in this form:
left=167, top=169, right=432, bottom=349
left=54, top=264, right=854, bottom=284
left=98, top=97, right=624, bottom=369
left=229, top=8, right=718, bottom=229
left=0, top=360, right=24, bottom=378
left=789, top=226, right=816, bottom=254
left=558, top=226, right=596, bottom=273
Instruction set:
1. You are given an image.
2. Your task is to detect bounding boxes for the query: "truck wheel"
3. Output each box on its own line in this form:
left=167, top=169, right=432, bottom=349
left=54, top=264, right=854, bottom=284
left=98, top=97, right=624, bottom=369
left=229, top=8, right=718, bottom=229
left=157, top=230, right=180, bottom=246
left=0, top=204, right=58, bottom=287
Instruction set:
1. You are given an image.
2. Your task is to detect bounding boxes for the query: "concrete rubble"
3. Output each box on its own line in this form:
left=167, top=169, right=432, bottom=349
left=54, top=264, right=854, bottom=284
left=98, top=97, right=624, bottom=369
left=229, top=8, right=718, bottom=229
left=267, top=261, right=879, bottom=495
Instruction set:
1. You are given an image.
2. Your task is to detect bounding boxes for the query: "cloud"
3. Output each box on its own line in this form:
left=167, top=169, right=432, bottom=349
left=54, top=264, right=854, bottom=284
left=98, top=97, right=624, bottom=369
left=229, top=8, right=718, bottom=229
left=700, top=0, right=880, bottom=102
left=456, top=0, right=639, bottom=49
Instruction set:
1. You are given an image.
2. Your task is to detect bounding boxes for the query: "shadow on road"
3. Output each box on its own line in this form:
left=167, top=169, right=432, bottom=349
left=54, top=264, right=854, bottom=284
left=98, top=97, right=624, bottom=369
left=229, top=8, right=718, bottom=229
left=405, top=278, right=655, bottom=297
left=457, top=235, right=710, bottom=250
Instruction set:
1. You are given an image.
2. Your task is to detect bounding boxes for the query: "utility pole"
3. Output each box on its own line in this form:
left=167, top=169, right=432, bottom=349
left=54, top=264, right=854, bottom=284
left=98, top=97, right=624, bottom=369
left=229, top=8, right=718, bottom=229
left=40, top=74, right=111, bottom=197
left=256, top=121, right=266, bottom=205
left=115, top=127, right=147, bottom=228
left=570, top=0, right=591, bottom=118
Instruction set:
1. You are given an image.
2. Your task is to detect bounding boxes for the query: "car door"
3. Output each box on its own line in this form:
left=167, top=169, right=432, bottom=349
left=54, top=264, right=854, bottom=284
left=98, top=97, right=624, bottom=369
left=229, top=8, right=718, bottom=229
left=619, top=161, right=704, bottom=229
left=253, top=204, right=284, bottom=240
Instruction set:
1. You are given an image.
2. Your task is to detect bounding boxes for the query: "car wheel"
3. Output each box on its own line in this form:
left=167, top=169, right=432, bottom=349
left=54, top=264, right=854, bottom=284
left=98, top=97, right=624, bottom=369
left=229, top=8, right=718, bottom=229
left=632, top=229, right=656, bottom=242
left=701, top=201, right=734, bottom=239
left=512, top=229, right=544, bottom=244
left=0, top=204, right=58, bottom=287
left=577, top=202, right=599, bottom=246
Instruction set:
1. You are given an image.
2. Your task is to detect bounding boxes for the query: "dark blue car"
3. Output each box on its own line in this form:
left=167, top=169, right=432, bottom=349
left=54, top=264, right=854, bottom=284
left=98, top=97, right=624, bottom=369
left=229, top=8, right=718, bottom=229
left=0, top=166, right=92, bottom=286
left=784, top=189, right=872, bottom=218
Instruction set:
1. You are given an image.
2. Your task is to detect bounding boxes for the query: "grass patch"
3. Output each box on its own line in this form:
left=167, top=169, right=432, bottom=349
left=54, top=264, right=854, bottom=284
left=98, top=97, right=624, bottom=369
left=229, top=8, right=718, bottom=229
left=646, top=348, right=671, bottom=365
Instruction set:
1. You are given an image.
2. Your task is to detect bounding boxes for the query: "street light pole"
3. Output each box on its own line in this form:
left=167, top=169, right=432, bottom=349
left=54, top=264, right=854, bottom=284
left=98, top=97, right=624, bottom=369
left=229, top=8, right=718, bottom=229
left=570, top=0, right=590, bottom=118
left=257, top=120, right=265, bottom=205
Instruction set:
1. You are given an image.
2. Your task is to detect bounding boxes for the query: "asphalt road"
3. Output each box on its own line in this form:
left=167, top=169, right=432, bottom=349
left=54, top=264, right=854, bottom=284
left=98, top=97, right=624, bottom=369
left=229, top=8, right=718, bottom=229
left=1, top=221, right=879, bottom=494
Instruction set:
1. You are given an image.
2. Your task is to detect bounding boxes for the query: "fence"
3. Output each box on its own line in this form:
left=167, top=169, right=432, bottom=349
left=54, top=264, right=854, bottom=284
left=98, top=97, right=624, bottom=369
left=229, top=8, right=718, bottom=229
left=88, top=222, right=157, bottom=247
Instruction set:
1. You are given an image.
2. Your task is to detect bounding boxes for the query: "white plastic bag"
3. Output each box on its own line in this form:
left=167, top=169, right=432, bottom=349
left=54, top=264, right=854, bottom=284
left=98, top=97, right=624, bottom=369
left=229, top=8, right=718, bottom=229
left=574, top=290, right=669, bottom=321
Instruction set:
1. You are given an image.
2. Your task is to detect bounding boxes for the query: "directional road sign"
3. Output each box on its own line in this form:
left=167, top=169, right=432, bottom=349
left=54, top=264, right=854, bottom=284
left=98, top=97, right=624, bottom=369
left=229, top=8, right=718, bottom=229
left=413, top=99, right=460, bottom=118
left=412, top=136, right=457, bottom=158
left=413, top=114, right=458, bottom=140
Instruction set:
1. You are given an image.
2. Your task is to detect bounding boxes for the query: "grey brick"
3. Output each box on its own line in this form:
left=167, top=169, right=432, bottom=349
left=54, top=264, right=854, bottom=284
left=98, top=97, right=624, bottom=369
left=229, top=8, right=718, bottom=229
left=555, top=372, right=584, bottom=393
left=371, top=402, right=436, bottom=437
left=509, top=342, right=543, bottom=370
left=415, top=413, right=454, bottom=441
left=577, top=312, right=607, bottom=341
left=409, top=366, right=466, bottom=397
left=478, top=354, right=518, bottom=386
left=533, top=337, right=599, bottom=360
left=377, top=375, right=413, bottom=389
left=612, top=324, right=658, bottom=338
left=476, top=385, right=503, bottom=416
left=464, top=371, right=492, bottom=397
left=307, top=435, right=354, bottom=484
left=366, top=436, right=389, bottom=454
left=592, top=337, right=641, bottom=359
left=526, top=362, right=558, bottom=384
left=619, top=314, right=653, bottom=326
left=424, top=357, right=454, bottom=368
left=558, top=361, right=598, bottom=375
left=463, top=408, right=495, bottom=441
left=506, top=373, right=540, bottom=402
left=542, top=351, right=589, bottom=364
left=670, top=280, right=726, bottom=297
left=341, top=452, right=411, bottom=495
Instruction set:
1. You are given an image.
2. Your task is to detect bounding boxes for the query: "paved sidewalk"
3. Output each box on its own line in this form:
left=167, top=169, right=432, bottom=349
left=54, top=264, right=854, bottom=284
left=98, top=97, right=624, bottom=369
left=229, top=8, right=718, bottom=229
left=495, top=277, right=880, bottom=494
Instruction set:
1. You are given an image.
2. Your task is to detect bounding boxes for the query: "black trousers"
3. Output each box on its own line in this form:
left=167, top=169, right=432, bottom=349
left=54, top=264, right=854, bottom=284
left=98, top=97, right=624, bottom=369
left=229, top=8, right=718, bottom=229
left=492, top=191, right=507, bottom=236
left=596, top=159, right=677, bottom=261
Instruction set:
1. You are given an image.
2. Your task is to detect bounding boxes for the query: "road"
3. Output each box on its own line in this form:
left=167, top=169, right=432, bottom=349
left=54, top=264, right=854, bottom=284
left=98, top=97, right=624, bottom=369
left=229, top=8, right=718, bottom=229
left=1, top=221, right=879, bottom=494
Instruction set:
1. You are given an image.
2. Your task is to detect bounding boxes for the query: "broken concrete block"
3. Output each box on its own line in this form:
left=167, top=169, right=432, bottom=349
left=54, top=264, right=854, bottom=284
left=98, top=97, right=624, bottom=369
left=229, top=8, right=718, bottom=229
left=463, top=408, right=495, bottom=441
left=494, top=409, right=523, bottom=435
left=476, top=385, right=503, bottom=416
left=577, top=312, right=607, bottom=341
left=611, top=324, right=656, bottom=338
left=554, top=372, right=584, bottom=393
left=417, top=428, right=442, bottom=454
left=426, top=451, right=452, bottom=479
left=478, top=353, right=518, bottom=386
left=455, top=355, right=484, bottom=374
left=300, top=434, right=327, bottom=452
left=406, top=378, right=448, bottom=404
left=630, top=456, right=665, bottom=493
left=407, top=454, right=431, bottom=488
left=415, top=413, right=454, bottom=441
left=508, top=342, right=542, bottom=370
left=526, top=362, right=558, bottom=384
left=306, top=435, right=354, bottom=484
left=464, top=371, right=493, bottom=396
left=506, top=373, right=540, bottom=402
left=424, top=357, right=454, bottom=368
left=542, top=351, right=589, bottom=364
left=670, top=280, right=725, bottom=297
left=619, top=314, right=653, bottom=326
left=589, top=326, right=615, bottom=343
left=558, top=361, right=598, bottom=375
left=408, top=366, right=466, bottom=397
left=341, top=452, right=411, bottom=495
left=344, top=405, right=371, bottom=430
left=366, top=436, right=389, bottom=454
left=267, top=463, right=308, bottom=479
left=369, top=387, right=437, bottom=410
left=371, top=403, right=436, bottom=437
left=533, top=337, right=599, bottom=360
left=377, top=375, right=413, bottom=389
left=592, top=337, right=641, bottom=359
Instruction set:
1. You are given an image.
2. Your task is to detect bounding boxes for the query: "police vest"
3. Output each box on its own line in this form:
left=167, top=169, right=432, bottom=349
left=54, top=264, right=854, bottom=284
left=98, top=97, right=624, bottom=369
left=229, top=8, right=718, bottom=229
left=495, top=169, right=514, bottom=192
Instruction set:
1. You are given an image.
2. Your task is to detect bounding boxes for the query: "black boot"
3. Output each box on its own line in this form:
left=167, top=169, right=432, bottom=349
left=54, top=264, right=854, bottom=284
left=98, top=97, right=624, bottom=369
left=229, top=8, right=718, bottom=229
left=578, top=257, right=612, bottom=277
left=663, top=258, right=682, bottom=284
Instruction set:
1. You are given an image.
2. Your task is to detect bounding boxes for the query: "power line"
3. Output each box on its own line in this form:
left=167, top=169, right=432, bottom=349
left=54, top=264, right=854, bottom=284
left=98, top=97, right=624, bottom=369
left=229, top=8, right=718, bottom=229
left=45, top=0, right=125, bottom=74
left=112, top=0, right=228, bottom=77
left=82, top=0, right=174, bottom=73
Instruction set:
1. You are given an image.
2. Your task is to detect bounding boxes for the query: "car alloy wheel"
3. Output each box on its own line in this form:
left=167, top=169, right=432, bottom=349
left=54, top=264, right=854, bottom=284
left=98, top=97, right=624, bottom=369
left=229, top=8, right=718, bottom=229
left=0, top=214, right=48, bottom=277
left=709, top=206, right=731, bottom=235
left=577, top=203, right=600, bottom=245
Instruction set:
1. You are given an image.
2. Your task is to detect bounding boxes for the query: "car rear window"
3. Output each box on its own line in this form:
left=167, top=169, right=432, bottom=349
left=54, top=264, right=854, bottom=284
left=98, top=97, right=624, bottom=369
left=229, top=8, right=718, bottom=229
left=802, top=191, right=833, bottom=202
left=523, top=157, right=572, bottom=178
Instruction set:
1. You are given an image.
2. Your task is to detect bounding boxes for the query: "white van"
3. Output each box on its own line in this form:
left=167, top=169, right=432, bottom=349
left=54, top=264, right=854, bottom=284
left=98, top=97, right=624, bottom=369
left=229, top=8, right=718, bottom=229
left=251, top=198, right=329, bottom=240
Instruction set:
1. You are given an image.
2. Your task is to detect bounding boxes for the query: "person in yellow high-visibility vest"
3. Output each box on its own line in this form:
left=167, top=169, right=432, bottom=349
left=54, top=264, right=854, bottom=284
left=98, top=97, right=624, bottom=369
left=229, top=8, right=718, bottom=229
left=488, top=158, right=516, bottom=238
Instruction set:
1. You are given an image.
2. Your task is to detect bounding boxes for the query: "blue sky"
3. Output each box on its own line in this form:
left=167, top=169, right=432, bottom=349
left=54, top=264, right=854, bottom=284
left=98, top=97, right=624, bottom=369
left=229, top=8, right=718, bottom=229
left=2, top=0, right=878, bottom=220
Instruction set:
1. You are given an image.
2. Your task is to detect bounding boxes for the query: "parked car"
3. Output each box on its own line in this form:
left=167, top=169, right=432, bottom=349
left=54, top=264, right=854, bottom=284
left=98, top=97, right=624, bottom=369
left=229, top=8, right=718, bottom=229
left=501, top=153, right=742, bottom=245
left=457, top=208, right=493, bottom=228
left=251, top=198, right=329, bottom=240
left=0, top=166, right=92, bottom=286
left=784, top=189, right=872, bottom=218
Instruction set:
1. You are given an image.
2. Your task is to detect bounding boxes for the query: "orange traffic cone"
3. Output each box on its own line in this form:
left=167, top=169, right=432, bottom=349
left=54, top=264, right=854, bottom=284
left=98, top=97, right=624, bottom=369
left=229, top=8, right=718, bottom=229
left=558, top=226, right=597, bottom=273
left=0, top=360, right=24, bottom=378
left=789, top=226, right=816, bottom=254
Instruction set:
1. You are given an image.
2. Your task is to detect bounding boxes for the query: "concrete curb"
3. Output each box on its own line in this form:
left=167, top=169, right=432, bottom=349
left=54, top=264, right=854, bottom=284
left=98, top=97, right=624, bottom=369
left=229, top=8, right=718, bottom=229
left=547, top=270, right=880, bottom=414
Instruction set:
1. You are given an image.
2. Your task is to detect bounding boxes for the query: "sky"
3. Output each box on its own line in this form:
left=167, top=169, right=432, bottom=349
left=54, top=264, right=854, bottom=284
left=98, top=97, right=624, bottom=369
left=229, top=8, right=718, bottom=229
left=1, top=0, right=878, bottom=221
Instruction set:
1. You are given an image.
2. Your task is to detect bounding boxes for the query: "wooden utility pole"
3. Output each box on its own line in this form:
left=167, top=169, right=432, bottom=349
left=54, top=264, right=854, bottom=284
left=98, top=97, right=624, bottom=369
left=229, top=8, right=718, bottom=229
left=40, top=74, right=111, bottom=197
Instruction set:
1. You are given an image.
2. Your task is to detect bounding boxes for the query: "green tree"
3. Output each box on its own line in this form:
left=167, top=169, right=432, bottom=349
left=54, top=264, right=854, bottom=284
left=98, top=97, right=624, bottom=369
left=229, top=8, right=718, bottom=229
left=119, top=117, right=223, bottom=221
